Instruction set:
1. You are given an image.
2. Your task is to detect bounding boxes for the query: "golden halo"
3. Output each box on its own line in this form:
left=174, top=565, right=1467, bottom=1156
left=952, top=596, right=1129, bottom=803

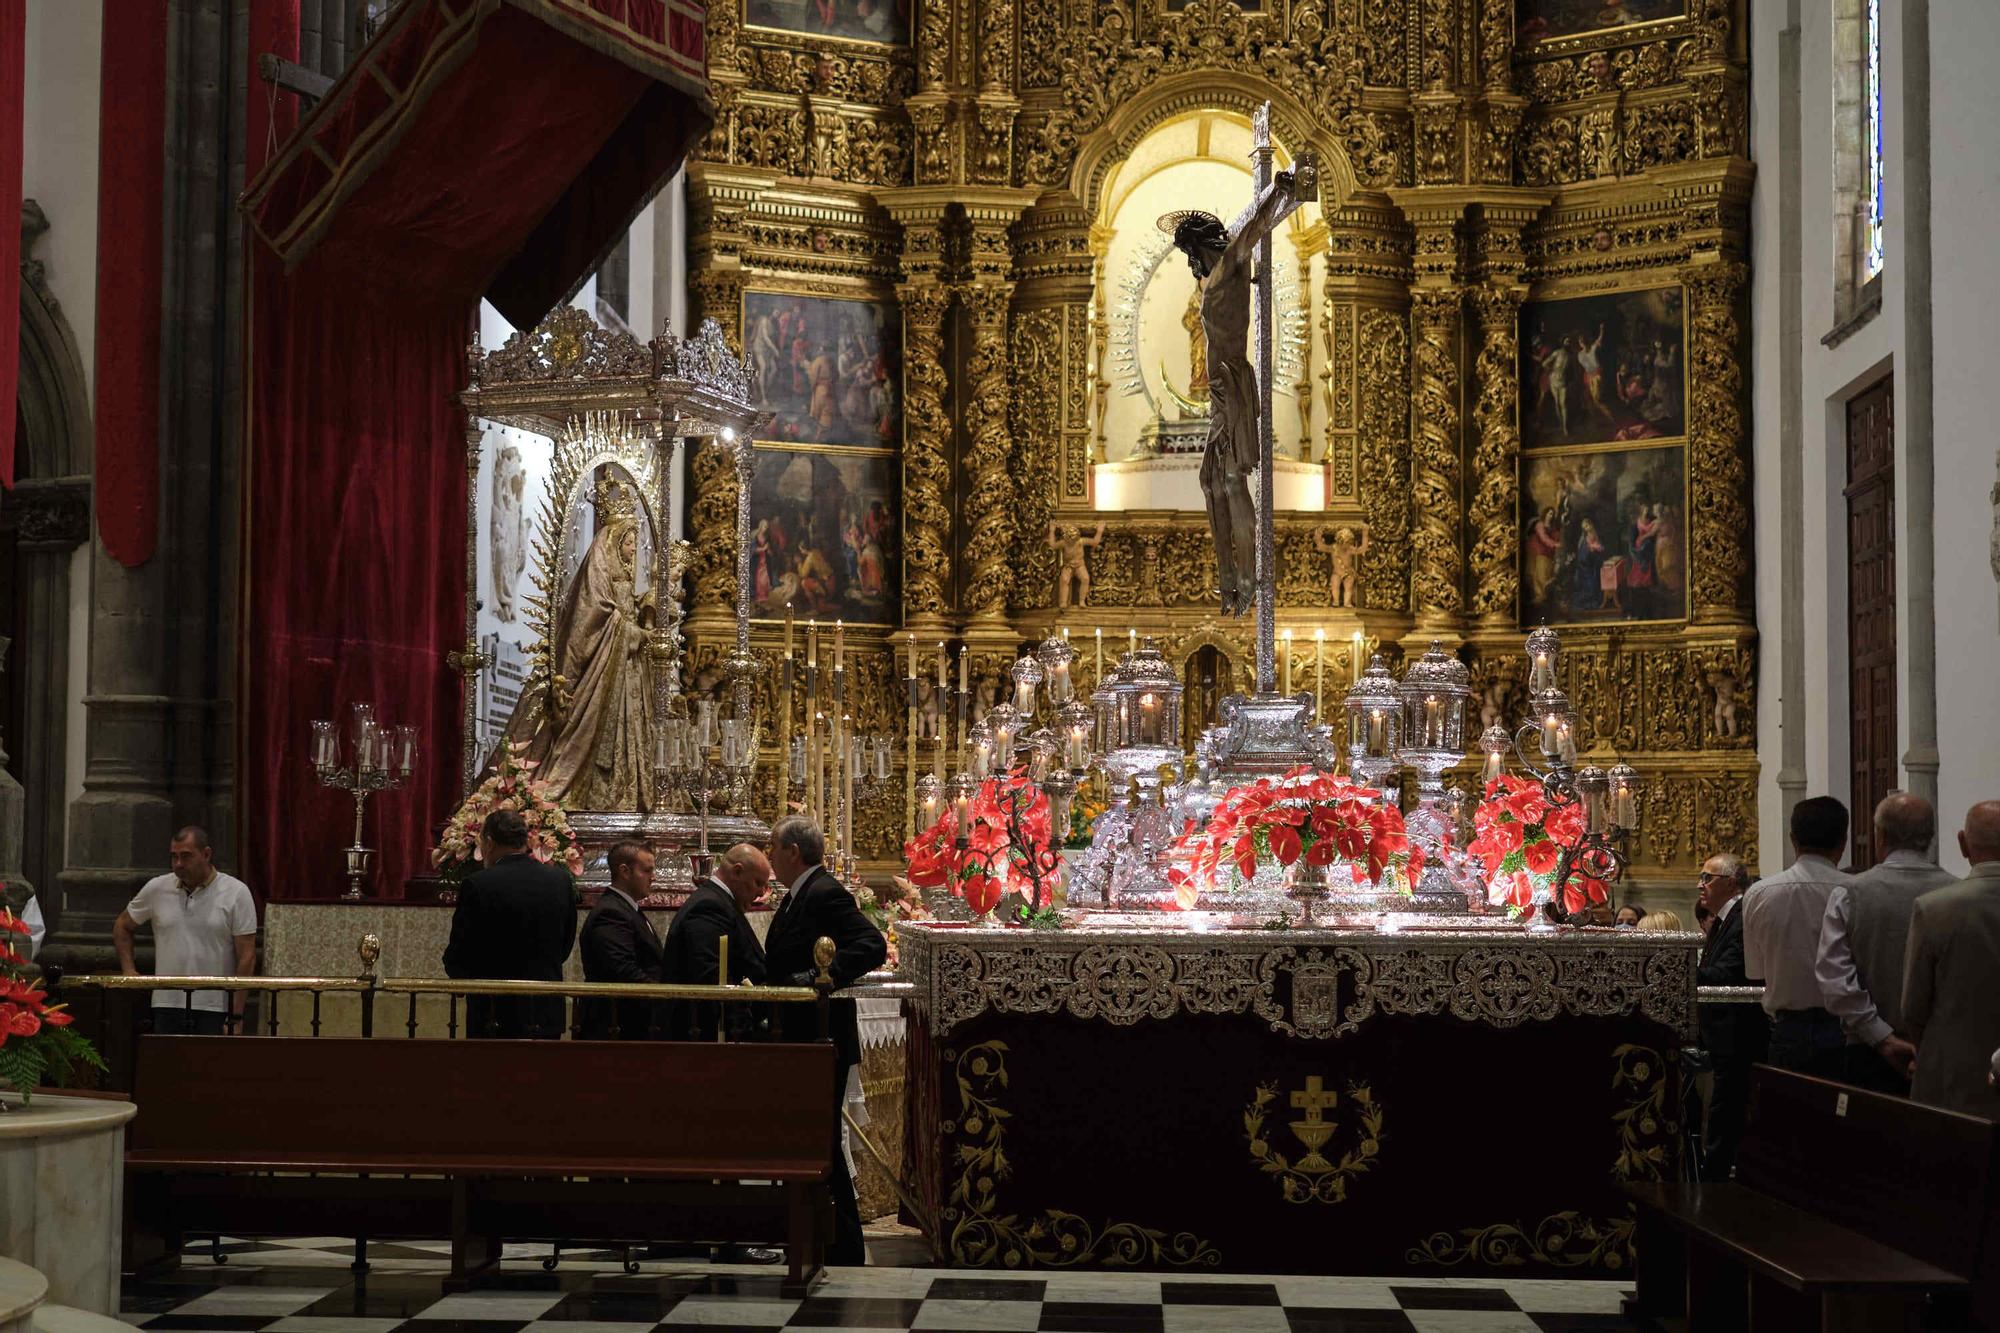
left=1157, top=208, right=1223, bottom=236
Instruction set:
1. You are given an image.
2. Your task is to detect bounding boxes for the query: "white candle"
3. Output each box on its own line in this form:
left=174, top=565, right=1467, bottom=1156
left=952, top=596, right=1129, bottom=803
left=1281, top=628, right=1294, bottom=696
left=1482, top=749, right=1503, bottom=788
left=1094, top=628, right=1103, bottom=681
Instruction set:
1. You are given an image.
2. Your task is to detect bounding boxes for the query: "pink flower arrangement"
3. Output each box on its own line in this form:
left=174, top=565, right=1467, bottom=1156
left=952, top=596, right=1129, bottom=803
left=901, top=771, right=1060, bottom=916
left=1166, top=767, right=1422, bottom=911
left=432, top=742, right=586, bottom=883
left=1467, top=773, right=1608, bottom=919
left=0, top=903, right=102, bottom=1102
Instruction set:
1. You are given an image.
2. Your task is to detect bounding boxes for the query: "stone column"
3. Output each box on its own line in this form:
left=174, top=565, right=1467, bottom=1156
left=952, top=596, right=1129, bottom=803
left=1680, top=259, right=1751, bottom=625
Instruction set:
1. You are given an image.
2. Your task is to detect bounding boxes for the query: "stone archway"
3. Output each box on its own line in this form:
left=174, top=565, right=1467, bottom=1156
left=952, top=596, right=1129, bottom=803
left=1, top=199, right=95, bottom=927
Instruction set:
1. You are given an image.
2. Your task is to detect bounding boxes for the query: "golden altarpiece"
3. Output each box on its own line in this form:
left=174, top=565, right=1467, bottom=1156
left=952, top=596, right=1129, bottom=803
left=676, top=0, right=1757, bottom=891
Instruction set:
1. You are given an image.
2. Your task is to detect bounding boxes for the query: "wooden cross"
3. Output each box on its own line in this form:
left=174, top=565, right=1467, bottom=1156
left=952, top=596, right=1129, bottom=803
left=1290, top=1075, right=1339, bottom=1123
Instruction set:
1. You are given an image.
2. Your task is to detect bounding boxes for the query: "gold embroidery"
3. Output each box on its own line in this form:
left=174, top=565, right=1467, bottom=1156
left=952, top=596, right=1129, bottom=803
left=1245, top=1077, right=1386, bottom=1204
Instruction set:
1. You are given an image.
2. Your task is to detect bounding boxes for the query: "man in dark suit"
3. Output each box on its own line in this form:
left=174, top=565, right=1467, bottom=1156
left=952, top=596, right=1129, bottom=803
left=661, top=842, right=770, bottom=1040
left=578, top=839, right=665, bottom=1040
left=765, top=816, right=887, bottom=1267
left=442, top=809, right=577, bottom=1038
left=1695, top=852, right=1767, bottom=1181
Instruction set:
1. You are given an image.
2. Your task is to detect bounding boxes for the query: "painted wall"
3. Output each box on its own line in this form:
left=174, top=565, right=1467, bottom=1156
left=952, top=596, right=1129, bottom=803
left=22, top=0, right=102, bottom=821
left=1751, top=2, right=2000, bottom=874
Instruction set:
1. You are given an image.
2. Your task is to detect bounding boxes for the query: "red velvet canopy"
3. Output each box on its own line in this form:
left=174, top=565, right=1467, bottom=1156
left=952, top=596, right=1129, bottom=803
left=241, top=0, right=709, bottom=901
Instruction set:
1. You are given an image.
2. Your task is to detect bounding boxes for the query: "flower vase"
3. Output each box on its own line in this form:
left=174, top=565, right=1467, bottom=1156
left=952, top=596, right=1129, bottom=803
left=1283, top=858, right=1335, bottom=924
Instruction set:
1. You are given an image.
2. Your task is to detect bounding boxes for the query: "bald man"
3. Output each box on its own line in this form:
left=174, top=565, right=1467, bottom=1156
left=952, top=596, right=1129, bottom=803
left=1902, top=802, right=2000, bottom=1117
left=660, top=843, right=770, bottom=1041
left=1817, top=793, right=1957, bottom=1093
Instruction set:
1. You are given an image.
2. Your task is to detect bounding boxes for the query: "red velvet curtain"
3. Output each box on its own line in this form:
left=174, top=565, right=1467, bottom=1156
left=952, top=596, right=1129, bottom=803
left=241, top=3, right=708, bottom=900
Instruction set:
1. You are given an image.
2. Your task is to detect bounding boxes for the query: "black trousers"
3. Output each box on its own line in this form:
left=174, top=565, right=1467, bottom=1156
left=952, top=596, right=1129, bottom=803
left=152, top=1006, right=228, bottom=1035
left=1703, top=1055, right=1752, bottom=1181
left=829, top=1066, right=865, bottom=1266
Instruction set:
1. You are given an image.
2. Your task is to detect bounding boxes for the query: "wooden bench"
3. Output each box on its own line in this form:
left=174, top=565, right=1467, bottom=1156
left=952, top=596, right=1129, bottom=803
left=125, top=1035, right=837, bottom=1290
left=1624, top=1065, right=2000, bottom=1331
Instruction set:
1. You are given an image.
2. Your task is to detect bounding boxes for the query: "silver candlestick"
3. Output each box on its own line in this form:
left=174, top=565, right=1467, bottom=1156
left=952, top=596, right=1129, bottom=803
left=1396, top=642, right=1472, bottom=914
left=310, top=703, right=418, bottom=900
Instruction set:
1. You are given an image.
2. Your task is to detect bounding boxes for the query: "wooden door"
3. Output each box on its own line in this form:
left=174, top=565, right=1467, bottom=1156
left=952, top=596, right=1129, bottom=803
left=1845, top=377, right=1896, bottom=870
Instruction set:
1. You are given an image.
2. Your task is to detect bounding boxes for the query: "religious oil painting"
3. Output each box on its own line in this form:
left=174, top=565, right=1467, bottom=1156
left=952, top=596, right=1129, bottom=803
left=748, top=446, right=899, bottom=624
left=1516, top=0, right=1685, bottom=43
left=1520, top=443, right=1687, bottom=627
left=744, top=291, right=902, bottom=449
left=744, top=0, right=909, bottom=49
left=1520, top=286, right=1684, bottom=449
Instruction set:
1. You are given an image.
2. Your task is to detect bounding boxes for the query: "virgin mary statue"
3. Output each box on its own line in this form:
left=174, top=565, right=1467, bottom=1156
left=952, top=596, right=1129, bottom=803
left=499, top=474, right=657, bottom=812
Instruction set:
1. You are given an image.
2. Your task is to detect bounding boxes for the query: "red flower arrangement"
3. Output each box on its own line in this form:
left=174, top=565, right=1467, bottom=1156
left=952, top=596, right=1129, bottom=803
left=1467, top=774, right=1608, bottom=919
left=1166, top=767, right=1423, bottom=911
left=902, top=771, right=1062, bottom=916
left=0, top=905, right=103, bottom=1104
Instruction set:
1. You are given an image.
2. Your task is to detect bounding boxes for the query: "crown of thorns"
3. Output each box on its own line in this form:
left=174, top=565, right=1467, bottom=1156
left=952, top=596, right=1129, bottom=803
left=1157, top=208, right=1225, bottom=238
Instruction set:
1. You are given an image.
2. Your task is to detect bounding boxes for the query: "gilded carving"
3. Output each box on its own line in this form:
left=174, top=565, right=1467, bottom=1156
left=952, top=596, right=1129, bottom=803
left=1467, top=284, right=1523, bottom=624
left=1011, top=306, right=1066, bottom=611
left=1409, top=288, right=1463, bottom=622
left=1362, top=0, right=1406, bottom=88
left=899, top=282, right=954, bottom=623
left=961, top=281, right=1017, bottom=621
left=1680, top=261, right=1749, bottom=621
left=917, top=0, right=949, bottom=89
left=1356, top=307, right=1411, bottom=611
left=1480, top=0, right=1512, bottom=90
left=1419, top=0, right=1454, bottom=90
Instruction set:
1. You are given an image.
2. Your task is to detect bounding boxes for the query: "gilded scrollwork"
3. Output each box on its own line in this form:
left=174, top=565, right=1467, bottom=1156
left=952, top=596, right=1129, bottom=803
left=1680, top=260, right=1749, bottom=621
left=1467, top=284, right=1523, bottom=624
left=1356, top=306, right=1412, bottom=612
left=899, top=281, right=954, bottom=623
left=961, top=281, right=1017, bottom=622
left=1408, top=288, right=1463, bottom=623
left=1011, top=306, right=1065, bottom=611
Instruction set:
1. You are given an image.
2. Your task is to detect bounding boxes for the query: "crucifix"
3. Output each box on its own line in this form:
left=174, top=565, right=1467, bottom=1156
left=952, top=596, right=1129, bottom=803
left=1163, top=103, right=1317, bottom=695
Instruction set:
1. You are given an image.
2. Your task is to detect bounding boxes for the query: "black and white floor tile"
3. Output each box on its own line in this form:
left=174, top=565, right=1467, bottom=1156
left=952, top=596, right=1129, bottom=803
left=120, top=1240, right=1642, bottom=1333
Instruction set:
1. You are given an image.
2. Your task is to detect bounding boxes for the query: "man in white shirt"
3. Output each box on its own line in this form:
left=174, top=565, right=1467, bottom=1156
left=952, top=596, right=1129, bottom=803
left=114, top=827, right=258, bottom=1035
left=1742, top=795, right=1851, bottom=1080
left=1816, top=793, right=1955, bottom=1094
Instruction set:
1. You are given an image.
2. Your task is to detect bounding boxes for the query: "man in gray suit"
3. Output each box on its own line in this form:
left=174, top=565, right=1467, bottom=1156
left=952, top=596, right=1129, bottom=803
left=1817, top=793, right=1956, bottom=1093
left=1903, top=801, right=2000, bottom=1118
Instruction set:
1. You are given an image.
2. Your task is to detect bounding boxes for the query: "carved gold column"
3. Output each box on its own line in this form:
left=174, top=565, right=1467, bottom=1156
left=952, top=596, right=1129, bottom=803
left=960, top=278, right=1016, bottom=629
left=1464, top=192, right=1546, bottom=628
left=882, top=194, right=956, bottom=636
left=1407, top=285, right=1464, bottom=634
left=1322, top=202, right=1414, bottom=615
left=684, top=270, right=747, bottom=629
left=1681, top=258, right=1751, bottom=625
left=1011, top=199, right=1094, bottom=619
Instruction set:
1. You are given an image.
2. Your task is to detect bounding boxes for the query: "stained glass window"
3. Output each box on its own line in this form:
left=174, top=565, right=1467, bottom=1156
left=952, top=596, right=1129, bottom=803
left=1862, top=0, right=1886, bottom=281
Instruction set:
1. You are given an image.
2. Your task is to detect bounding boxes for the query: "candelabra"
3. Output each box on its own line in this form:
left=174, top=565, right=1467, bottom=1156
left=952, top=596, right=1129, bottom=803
left=1397, top=642, right=1473, bottom=913
left=1493, top=626, right=1643, bottom=928
left=1069, top=638, right=1183, bottom=909
left=1342, top=654, right=1403, bottom=799
left=309, top=703, right=418, bottom=900
left=655, top=699, right=757, bottom=876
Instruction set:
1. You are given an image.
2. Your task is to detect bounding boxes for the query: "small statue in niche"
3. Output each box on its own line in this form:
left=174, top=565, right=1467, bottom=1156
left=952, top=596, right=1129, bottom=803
left=915, top=681, right=943, bottom=741
left=973, top=672, right=1001, bottom=717
left=1314, top=523, right=1371, bottom=608
left=1706, top=668, right=1742, bottom=740
left=1048, top=521, right=1107, bottom=608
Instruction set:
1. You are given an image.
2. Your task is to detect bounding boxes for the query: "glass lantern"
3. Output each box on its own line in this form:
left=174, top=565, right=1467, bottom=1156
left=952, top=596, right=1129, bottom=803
left=1525, top=624, right=1562, bottom=694
left=1035, top=633, right=1076, bottom=707
left=1607, top=762, right=1641, bottom=830
left=1011, top=654, right=1045, bottom=717
left=1342, top=654, right=1402, bottom=796
left=1397, top=642, right=1470, bottom=760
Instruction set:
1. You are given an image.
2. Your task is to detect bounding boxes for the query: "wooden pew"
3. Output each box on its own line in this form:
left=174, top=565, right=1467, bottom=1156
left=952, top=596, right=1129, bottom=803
left=1624, top=1065, right=2000, bottom=1331
left=125, top=1035, right=837, bottom=1290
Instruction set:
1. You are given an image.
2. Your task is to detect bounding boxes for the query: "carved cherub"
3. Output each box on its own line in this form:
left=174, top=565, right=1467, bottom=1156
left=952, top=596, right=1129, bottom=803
left=1048, top=521, right=1107, bottom=608
left=915, top=681, right=942, bottom=742
left=1314, top=523, right=1372, bottom=608
left=1705, top=668, right=1741, bottom=740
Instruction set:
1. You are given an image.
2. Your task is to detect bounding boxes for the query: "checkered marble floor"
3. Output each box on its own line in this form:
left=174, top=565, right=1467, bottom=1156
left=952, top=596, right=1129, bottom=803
left=118, top=1239, right=1642, bottom=1333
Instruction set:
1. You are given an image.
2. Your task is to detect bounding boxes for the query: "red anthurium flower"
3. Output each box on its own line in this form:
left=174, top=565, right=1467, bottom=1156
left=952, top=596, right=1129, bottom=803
left=1269, top=823, right=1302, bottom=866
left=1305, top=835, right=1339, bottom=867
left=1521, top=834, right=1561, bottom=877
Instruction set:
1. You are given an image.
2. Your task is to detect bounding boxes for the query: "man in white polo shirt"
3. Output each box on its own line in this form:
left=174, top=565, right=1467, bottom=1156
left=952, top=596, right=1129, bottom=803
left=114, top=827, right=258, bottom=1034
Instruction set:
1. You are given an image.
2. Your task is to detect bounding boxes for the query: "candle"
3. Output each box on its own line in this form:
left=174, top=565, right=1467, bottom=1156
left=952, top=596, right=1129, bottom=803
left=808, top=619, right=818, bottom=670
left=1050, top=656, right=1071, bottom=704
left=1066, top=720, right=1090, bottom=770
left=1423, top=695, right=1441, bottom=747
left=1585, top=787, right=1608, bottom=835
left=954, top=788, right=973, bottom=837
left=907, top=633, right=917, bottom=682
left=1557, top=721, right=1577, bottom=765
left=1313, top=630, right=1325, bottom=722
left=1094, top=627, right=1103, bottom=682
left=1350, top=630, right=1365, bottom=684
left=921, top=788, right=940, bottom=823
left=1366, top=707, right=1386, bottom=757
left=1138, top=691, right=1160, bottom=745
left=1613, top=783, right=1637, bottom=829
left=835, top=620, right=845, bottom=673
left=1540, top=710, right=1561, bottom=755
left=1482, top=748, right=1503, bottom=788
left=784, top=602, right=795, bottom=660
left=1281, top=628, right=1294, bottom=696
left=1128, top=627, right=1138, bottom=655
left=1530, top=648, right=1555, bottom=693
left=936, top=641, right=947, bottom=688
